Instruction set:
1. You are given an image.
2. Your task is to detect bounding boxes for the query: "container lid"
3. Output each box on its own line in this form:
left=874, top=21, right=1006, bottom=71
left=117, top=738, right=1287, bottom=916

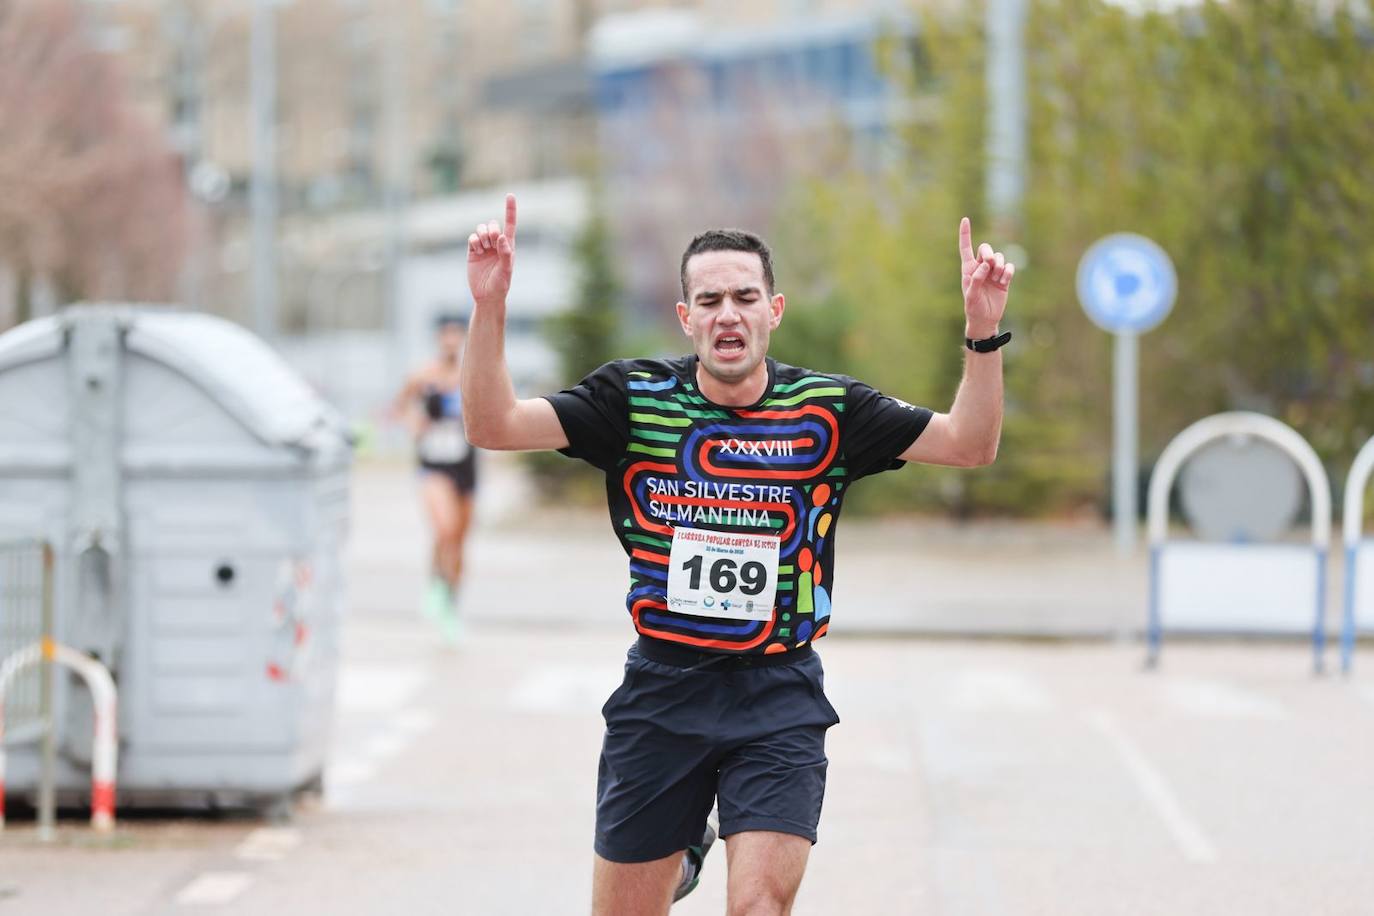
left=121, top=308, right=348, bottom=450
left=0, top=314, right=64, bottom=372
left=0, top=305, right=349, bottom=452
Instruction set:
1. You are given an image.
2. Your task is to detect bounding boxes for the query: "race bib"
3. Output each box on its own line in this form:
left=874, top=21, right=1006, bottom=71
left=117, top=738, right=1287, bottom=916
left=666, top=528, right=778, bottom=621
left=419, top=420, right=470, bottom=464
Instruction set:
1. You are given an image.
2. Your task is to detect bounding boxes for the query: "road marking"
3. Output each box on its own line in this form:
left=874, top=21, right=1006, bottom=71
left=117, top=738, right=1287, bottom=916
left=234, top=827, right=302, bottom=862
left=1162, top=678, right=1286, bottom=720
left=395, top=709, right=438, bottom=735
left=1085, top=708, right=1217, bottom=864
left=510, top=666, right=620, bottom=714
left=365, top=732, right=408, bottom=759
left=945, top=668, right=1055, bottom=712
left=327, top=756, right=377, bottom=792
left=336, top=666, right=428, bottom=713
left=326, top=662, right=438, bottom=804
left=175, top=871, right=253, bottom=906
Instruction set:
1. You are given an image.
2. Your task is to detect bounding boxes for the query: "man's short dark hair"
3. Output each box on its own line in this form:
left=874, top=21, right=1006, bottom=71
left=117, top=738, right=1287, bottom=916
left=434, top=312, right=468, bottom=330
left=680, top=229, right=775, bottom=301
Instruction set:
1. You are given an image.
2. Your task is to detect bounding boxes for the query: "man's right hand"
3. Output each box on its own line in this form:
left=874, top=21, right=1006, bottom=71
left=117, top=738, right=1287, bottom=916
left=468, top=193, right=517, bottom=309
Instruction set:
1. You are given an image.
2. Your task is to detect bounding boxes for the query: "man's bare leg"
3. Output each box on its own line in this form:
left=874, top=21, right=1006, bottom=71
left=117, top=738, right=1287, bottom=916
left=724, top=831, right=811, bottom=916
left=420, top=473, right=461, bottom=586
left=592, top=852, right=682, bottom=916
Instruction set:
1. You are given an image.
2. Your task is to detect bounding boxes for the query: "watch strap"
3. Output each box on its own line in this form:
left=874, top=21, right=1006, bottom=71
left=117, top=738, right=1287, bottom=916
left=965, top=331, right=1012, bottom=353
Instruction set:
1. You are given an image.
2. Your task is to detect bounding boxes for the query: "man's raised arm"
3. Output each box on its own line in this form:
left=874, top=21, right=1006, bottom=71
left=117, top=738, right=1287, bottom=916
left=900, top=217, right=1015, bottom=468
left=460, top=194, right=570, bottom=451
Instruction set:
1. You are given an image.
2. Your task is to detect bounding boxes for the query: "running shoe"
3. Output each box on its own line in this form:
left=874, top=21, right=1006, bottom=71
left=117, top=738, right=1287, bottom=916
left=438, top=584, right=464, bottom=646
left=672, top=809, right=718, bottom=903
left=422, top=577, right=450, bottom=622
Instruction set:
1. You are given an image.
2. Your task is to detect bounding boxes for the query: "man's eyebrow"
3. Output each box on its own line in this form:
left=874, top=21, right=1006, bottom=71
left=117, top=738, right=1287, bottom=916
left=692, top=284, right=763, bottom=303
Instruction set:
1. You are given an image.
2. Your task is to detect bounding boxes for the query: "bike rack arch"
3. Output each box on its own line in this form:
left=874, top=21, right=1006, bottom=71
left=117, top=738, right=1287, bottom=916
left=0, top=639, right=118, bottom=831
left=1146, top=412, right=1331, bottom=672
left=1340, top=435, right=1374, bottom=674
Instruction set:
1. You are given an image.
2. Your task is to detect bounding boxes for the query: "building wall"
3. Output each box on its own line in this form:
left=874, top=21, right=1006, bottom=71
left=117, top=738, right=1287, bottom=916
left=99, top=0, right=931, bottom=200
left=87, top=0, right=934, bottom=331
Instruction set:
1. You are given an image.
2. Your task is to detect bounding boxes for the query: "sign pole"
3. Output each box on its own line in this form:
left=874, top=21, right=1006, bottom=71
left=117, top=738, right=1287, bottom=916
left=1114, top=331, right=1138, bottom=554
left=1077, top=233, right=1176, bottom=557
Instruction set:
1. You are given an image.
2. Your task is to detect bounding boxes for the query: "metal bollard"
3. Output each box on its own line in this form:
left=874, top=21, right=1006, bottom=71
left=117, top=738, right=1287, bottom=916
left=0, top=640, right=118, bottom=832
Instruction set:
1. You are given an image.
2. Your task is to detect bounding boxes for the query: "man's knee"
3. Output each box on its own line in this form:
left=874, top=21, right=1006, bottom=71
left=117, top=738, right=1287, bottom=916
left=592, top=852, right=681, bottom=916
left=725, top=830, right=810, bottom=916
left=727, top=883, right=796, bottom=916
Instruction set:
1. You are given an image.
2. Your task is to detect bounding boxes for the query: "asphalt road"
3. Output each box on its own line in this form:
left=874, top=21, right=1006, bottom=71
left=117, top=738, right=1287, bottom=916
left=2, top=458, right=1371, bottom=915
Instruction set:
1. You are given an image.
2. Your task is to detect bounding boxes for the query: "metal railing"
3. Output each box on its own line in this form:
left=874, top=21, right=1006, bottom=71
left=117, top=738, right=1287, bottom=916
left=1146, top=413, right=1331, bottom=673
left=0, top=539, right=57, bottom=836
left=0, top=540, right=52, bottom=736
left=1341, top=436, right=1374, bottom=673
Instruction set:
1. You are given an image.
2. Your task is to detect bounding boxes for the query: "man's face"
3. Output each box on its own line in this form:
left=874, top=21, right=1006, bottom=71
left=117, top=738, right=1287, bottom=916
left=437, top=324, right=465, bottom=360
left=676, top=250, right=784, bottom=386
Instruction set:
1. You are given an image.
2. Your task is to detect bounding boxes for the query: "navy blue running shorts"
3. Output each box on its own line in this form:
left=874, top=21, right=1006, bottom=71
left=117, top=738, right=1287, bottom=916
left=594, top=637, right=842, bottom=864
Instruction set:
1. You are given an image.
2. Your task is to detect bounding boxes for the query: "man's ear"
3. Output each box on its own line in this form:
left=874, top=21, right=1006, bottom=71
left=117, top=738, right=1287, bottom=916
left=769, top=293, right=786, bottom=330
left=675, top=301, right=692, bottom=336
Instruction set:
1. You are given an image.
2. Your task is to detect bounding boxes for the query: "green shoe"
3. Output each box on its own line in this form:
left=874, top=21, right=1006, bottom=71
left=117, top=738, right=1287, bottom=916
left=422, top=578, right=450, bottom=622
left=437, top=586, right=464, bottom=645
left=673, top=810, right=718, bottom=902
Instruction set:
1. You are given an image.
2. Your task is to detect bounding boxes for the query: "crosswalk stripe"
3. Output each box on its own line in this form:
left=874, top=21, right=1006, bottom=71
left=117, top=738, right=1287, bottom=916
left=175, top=871, right=253, bottom=906
left=1086, top=708, right=1217, bottom=864
left=944, top=668, right=1055, bottom=712
left=509, top=666, right=620, bottom=713
left=234, top=827, right=303, bottom=862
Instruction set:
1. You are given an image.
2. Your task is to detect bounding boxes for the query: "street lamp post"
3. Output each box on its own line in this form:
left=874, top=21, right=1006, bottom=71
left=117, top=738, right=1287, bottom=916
left=986, top=0, right=1027, bottom=234
left=250, top=0, right=278, bottom=342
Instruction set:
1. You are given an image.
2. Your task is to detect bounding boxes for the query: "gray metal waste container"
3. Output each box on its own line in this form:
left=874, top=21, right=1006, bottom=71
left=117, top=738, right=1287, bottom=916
left=0, top=305, right=351, bottom=811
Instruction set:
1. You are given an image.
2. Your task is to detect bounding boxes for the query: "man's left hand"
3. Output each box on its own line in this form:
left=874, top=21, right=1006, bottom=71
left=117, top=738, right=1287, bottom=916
left=959, top=217, right=1016, bottom=339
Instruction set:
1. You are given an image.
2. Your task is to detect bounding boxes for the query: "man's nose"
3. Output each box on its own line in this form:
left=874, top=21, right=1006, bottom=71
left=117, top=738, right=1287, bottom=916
left=718, top=297, right=742, bottom=323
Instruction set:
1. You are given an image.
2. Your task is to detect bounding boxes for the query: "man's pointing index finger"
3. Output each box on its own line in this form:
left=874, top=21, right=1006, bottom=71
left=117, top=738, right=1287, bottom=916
left=505, top=193, right=518, bottom=243
left=959, top=217, right=974, bottom=264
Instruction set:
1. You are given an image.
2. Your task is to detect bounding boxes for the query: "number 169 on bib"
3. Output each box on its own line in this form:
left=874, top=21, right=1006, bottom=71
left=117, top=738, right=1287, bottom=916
left=666, top=528, right=779, bottom=622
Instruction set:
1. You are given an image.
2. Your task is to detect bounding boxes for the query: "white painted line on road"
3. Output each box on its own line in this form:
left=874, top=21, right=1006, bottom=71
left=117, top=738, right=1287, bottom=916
left=365, top=732, right=409, bottom=759
left=327, top=758, right=378, bottom=788
left=945, top=668, right=1055, bottom=712
left=395, top=709, right=438, bottom=735
left=510, top=666, right=620, bottom=714
left=326, top=662, right=440, bottom=805
left=234, top=827, right=303, bottom=862
left=1162, top=678, right=1286, bottom=720
left=1085, top=708, right=1218, bottom=864
left=336, top=665, right=428, bottom=713
left=175, top=871, right=254, bottom=906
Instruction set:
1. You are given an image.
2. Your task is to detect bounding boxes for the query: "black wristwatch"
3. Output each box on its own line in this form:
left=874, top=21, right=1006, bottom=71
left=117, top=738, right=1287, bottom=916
left=965, top=331, right=1012, bottom=353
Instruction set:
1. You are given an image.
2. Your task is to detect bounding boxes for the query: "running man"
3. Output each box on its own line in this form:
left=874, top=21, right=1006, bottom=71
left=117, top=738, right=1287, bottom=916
left=461, top=195, right=1013, bottom=915
left=391, top=314, right=478, bottom=642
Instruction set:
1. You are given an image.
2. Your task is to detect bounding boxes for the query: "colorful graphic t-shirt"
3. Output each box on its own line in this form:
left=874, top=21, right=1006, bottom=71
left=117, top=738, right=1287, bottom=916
left=546, top=356, right=931, bottom=655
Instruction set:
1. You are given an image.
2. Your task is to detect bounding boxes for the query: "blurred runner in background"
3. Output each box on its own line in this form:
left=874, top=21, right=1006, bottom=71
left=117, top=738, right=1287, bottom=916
left=390, top=314, right=478, bottom=643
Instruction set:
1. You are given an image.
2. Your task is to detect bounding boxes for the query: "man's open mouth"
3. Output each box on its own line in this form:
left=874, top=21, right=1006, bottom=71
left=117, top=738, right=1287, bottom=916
left=714, top=334, right=745, bottom=354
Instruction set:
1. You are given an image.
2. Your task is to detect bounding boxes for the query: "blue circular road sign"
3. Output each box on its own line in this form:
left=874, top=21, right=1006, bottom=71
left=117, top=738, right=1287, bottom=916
left=1076, top=233, right=1177, bottom=334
